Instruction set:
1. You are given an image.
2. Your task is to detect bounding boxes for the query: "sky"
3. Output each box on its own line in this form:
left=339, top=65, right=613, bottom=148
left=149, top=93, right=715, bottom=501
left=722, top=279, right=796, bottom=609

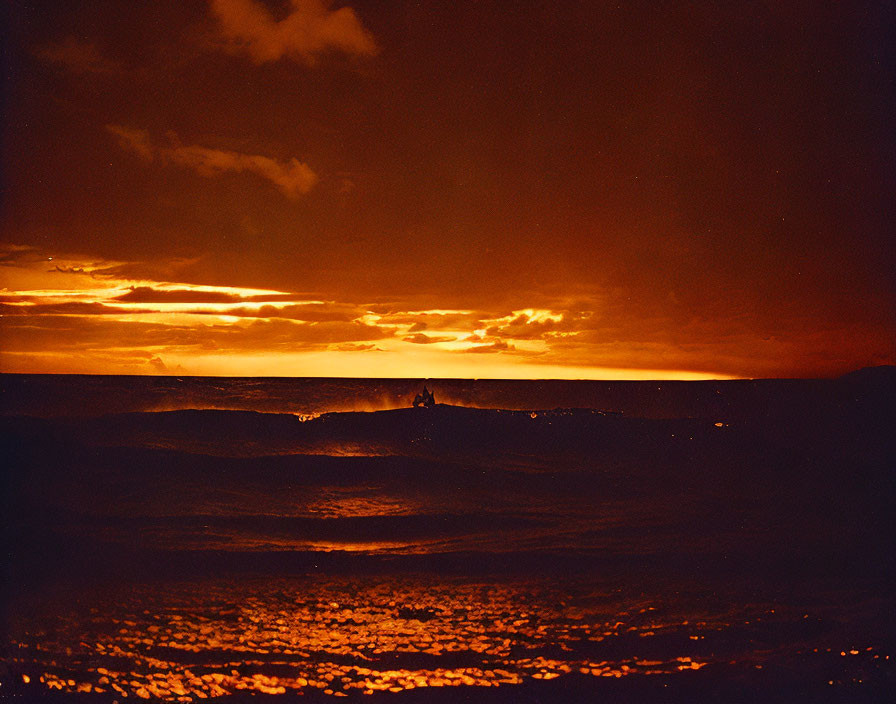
left=1, top=0, right=894, bottom=379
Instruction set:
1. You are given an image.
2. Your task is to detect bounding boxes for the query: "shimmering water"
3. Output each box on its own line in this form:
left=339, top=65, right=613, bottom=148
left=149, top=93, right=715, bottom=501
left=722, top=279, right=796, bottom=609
left=8, top=575, right=890, bottom=700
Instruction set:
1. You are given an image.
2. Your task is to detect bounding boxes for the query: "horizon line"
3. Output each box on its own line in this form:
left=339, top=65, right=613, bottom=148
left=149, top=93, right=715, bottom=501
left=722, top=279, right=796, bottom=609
left=2, top=366, right=892, bottom=383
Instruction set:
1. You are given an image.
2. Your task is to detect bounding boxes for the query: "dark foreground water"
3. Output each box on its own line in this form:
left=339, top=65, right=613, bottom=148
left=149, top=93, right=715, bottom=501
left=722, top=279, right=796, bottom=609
left=1, top=371, right=894, bottom=701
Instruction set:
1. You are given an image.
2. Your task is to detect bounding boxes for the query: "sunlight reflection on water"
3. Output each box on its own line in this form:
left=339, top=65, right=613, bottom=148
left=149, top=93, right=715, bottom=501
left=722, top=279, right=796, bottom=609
left=7, top=575, right=886, bottom=700
left=8, top=577, right=713, bottom=699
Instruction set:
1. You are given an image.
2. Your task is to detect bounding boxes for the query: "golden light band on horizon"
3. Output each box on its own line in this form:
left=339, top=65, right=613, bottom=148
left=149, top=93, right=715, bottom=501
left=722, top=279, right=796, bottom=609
left=2, top=241, right=893, bottom=378
left=0, top=243, right=737, bottom=379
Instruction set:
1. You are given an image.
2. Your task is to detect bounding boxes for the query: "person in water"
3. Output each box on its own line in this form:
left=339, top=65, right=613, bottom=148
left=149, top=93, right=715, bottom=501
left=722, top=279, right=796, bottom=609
left=413, top=386, right=435, bottom=407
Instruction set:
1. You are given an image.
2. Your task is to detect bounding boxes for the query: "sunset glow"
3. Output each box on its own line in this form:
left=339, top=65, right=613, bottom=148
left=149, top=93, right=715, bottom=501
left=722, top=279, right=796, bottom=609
left=1, top=244, right=737, bottom=378
left=2, top=1, right=894, bottom=378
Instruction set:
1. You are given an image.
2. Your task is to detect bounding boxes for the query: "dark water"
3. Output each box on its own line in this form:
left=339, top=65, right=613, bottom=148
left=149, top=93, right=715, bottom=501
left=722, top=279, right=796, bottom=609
left=1, top=371, right=894, bottom=701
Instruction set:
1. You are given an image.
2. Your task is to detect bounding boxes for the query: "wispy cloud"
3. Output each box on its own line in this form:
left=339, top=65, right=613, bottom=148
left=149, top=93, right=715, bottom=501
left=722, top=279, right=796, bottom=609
left=208, top=0, right=377, bottom=64
left=106, top=125, right=154, bottom=161
left=106, top=125, right=318, bottom=199
left=34, top=37, right=121, bottom=75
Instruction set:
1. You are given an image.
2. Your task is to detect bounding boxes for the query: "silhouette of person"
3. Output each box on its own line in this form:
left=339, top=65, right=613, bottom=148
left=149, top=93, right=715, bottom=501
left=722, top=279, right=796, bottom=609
left=414, top=386, right=435, bottom=407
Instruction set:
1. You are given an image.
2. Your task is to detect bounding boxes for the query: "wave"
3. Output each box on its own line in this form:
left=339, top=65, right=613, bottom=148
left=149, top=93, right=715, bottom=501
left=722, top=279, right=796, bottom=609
left=4, top=398, right=892, bottom=588
left=5, top=404, right=725, bottom=461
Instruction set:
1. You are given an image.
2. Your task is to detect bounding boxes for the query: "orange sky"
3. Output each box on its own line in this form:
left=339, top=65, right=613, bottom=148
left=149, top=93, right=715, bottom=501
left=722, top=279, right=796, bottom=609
left=2, top=1, right=894, bottom=378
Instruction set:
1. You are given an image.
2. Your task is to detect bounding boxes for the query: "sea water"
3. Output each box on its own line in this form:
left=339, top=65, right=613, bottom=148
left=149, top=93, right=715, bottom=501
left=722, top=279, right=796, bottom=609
left=1, top=372, right=893, bottom=700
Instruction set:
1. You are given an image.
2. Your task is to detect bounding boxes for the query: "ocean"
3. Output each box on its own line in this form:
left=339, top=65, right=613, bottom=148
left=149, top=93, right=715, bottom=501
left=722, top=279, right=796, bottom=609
left=1, top=371, right=893, bottom=701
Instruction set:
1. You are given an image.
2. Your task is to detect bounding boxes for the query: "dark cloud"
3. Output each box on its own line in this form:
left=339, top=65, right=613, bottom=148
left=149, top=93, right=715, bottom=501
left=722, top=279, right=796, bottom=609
left=188, top=303, right=363, bottom=322
left=115, top=286, right=243, bottom=303
left=0, top=315, right=392, bottom=355
left=374, top=312, right=487, bottom=331
left=465, top=340, right=514, bottom=354
left=330, top=342, right=384, bottom=352
left=403, top=333, right=456, bottom=345
left=485, top=311, right=599, bottom=341
left=107, top=288, right=364, bottom=320
left=0, top=301, right=147, bottom=316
